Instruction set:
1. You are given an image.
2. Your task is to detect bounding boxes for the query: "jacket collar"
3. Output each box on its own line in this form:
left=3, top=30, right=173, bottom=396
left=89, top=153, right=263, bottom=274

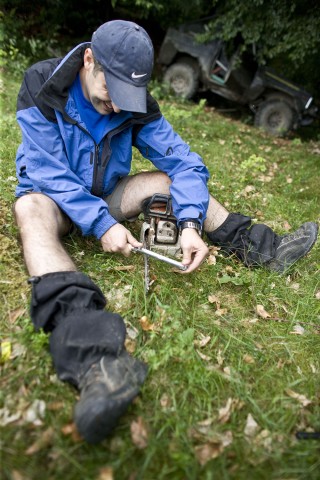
left=36, top=43, right=90, bottom=117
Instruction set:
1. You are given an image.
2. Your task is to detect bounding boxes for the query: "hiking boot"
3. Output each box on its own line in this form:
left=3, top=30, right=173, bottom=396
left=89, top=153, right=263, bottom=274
left=267, top=222, right=318, bottom=273
left=74, top=351, right=148, bottom=444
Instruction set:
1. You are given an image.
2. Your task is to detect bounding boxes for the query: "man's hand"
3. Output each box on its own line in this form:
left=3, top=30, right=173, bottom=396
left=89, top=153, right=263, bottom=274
left=180, top=228, right=209, bottom=273
left=100, top=224, right=142, bottom=257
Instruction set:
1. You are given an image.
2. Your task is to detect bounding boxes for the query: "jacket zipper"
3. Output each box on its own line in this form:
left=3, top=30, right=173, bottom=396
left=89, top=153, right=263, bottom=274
left=76, top=112, right=162, bottom=198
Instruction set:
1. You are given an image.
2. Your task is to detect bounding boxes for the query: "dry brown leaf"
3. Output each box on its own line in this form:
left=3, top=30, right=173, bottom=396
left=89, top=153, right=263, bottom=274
left=196, top=350, right=211, bottom=361
left=47, top=401, right=64, bottom=411
left=61, top=422, right=83, bottom=441
left=125, top=338, right=137, bottom=353
left=195, top=335, right=211, bottom=348
left=97, top=467, right=114, bottom=480
left=244, top=414, right=259, bottom=438
left=215, top=308, right=228, bottom=317
left=282, top=221, right=292, bottom=231
left=208, top=245, right=221, bottom=255
left=216, top=349, right=224, bottom=366
left=130, top=416, right=149, bottom=449
left=139, top=316, right=155, bottom=331
left=207, top=255, right=217, bottom=266
left=113, top=265, right=135, bottom=271
left=11, top=471, right=30, bottom=480
left=217, top=398, right=233, bottom=424
left=25, top=427, right=54, bottom=455
left=194, top=431, right=233, bottom=466
left=255, top=304, right=271, bottom=319
left=285, top=389, right=312, bottom=407
left=8, top=307, right=26, bottom=323
left=208, top=294, right=220, bottom=305
left=160, top=393, right=171, bottom=409
left=290, top=324, right=305, bottom=335
left=243, top=354, right=255, bottom=364
left=315, top=291, right=320, bottom=300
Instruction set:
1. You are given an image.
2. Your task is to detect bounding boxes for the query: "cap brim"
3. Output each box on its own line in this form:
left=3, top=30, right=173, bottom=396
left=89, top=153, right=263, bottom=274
left=105, top=71, right=147, bottom=114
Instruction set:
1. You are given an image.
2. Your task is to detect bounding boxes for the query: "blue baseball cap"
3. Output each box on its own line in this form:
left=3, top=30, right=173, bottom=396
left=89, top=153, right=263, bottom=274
left=91, top=20, right=154, bottom=113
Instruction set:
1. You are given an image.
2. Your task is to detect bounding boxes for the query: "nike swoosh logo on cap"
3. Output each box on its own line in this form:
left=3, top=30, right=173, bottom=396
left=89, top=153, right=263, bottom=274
left=131, top=72, right=147, bottom=79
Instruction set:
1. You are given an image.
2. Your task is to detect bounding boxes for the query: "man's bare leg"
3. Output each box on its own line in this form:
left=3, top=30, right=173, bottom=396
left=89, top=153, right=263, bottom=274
left=14, top=193, right=76, bottom=276
left=14, top=193, right=147, bottom=444
left=119, top=171, right=229, bottom=231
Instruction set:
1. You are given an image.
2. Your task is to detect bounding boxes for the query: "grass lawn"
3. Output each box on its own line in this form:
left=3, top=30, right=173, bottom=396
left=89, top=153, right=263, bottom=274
left=0, top=73, right=319, bottom=480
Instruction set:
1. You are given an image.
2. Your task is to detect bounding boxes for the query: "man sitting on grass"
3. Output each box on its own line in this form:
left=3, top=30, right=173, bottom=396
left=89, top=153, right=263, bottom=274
left=13, top=20, right=318, bottom=443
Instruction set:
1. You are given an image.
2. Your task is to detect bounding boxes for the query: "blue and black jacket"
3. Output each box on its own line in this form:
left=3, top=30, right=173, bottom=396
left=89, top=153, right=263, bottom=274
left=15, top=43, right=210, bottom=239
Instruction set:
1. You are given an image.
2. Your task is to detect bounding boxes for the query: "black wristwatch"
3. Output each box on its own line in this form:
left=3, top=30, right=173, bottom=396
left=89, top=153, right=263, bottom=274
left=179, top=220, right=203, bottom=236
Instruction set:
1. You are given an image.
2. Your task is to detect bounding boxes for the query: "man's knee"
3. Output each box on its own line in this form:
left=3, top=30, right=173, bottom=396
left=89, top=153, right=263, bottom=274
left=14, top=193, right=70, bottom=234
left=14, top=193, right=54, bottom=221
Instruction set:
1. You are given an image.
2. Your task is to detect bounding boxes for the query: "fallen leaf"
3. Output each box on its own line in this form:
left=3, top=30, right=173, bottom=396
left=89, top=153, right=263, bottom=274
left=290, top=324, right=305, bottom=335
left=286, top=177, right=293, bottom=183
left=25, top=427, right=54, bottom=455
left=24, top=399, right=46, bottom=426
left=285, top=389, right=312, bottom=407
left=315, top=291, right=320, bottom=300
left=113, top=265, right=135, bottom=271
left=160, top=393, right=171, bottom=410
left=244, top=414, right=259, bottom=438
left=218, top=398, right=233, bottom=424
left=0, top=408, right=21, bottom=426
left=255, top=304, right=271, bottom=319
left=208, top=245, right=221, bottom=255
left=97, top=467, right=114, bottom=480
left=11, top=471, right=30, bottom=480
left=215, top=308, right=228, bottom=316
left=196, top=350, right=211, bottom=361
left=195, top=335, right=211, bottom=348
left=208, top=295, right=220, bottom=305
left=216, top=349, right=224, bottom=366
left=194, top=431, right=233, bottom=466
left=223, top=366, right=231, bottom=377
left=8, top=307, right=26, bottom=323
left=47, top=401, right=64, bottom=411
left=243, top=354, right=255, bottom=364
left=61, top=422, right=83, bottom=441
left=139, top=316, right=155, bottom=331
left=130, top=417, right=149, bottom=449
left=125, top=338, right=137, bottom=354
left=207, top=255, right=217, bottom=265
left=310, top=363, right=317, bottom=374
left=0, top=341, right=11, bottom=362
left=282, top=221, right=292, bottom=231
left=290, top=282, right=300, bottom=291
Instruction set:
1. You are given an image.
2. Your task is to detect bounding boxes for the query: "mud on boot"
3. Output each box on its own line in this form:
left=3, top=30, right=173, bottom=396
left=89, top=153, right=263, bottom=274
left=74, top=350, right=148, bottom=444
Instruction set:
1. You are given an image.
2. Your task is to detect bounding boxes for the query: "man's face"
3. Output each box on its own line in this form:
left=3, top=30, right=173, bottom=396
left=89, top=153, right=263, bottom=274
left=81, top=50, right=121, bottom=115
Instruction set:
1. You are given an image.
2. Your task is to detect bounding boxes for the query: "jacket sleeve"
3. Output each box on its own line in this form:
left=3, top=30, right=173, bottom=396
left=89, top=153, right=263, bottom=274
left=134, top=116, right=210, bottom=225
left=16, top=105, right=117, bottom=239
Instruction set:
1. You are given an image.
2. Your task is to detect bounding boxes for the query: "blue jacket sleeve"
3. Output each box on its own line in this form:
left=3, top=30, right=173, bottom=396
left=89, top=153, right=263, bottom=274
left=16, top=106, right=117, bottom=238
left=134, top=116, right=210, bottom=225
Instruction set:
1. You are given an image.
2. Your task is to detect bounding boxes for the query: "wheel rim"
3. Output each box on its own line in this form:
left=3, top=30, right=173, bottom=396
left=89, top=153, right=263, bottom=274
left=268, top=111, right=284, bottom=129
left=171, top=75, right=189, bottom=94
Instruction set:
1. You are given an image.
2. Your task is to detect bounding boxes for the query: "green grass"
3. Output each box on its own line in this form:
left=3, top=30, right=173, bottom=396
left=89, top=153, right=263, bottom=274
left=0, top=73, right=319, bottom=480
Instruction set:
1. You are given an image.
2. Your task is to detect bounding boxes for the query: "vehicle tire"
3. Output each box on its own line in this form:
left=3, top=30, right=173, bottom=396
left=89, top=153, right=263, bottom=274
left=254, top=100, right=294, bottom=136
left=163, top=62, right=199, bottom=99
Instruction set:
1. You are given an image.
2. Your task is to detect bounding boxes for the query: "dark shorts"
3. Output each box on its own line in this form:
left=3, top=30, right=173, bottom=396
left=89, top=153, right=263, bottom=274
left=104, top=176, right=137, bottom=223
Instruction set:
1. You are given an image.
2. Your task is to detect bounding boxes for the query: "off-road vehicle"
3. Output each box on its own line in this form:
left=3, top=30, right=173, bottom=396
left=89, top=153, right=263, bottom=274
left=158, top=21, right=317, bottom=135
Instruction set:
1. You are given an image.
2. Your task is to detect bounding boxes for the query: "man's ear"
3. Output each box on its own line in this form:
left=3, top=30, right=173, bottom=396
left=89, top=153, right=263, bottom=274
left=83, top=48, right=94, bottom=71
